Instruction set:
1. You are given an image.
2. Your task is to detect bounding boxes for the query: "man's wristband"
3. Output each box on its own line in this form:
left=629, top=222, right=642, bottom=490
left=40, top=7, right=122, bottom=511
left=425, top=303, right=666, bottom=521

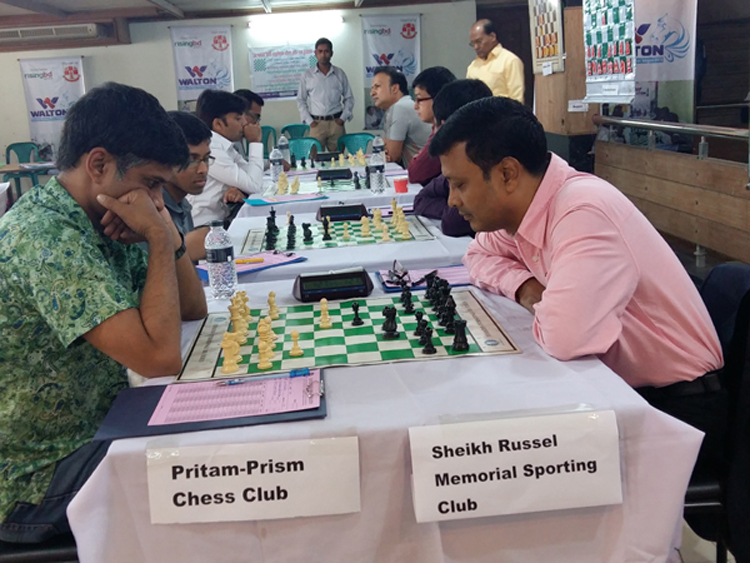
left=174, top=231, right=187, bottom=261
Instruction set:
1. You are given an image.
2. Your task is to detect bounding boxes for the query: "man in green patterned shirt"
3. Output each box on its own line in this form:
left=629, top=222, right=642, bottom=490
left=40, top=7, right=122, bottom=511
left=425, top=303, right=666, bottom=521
left=0, top=82, right=207, bottom=543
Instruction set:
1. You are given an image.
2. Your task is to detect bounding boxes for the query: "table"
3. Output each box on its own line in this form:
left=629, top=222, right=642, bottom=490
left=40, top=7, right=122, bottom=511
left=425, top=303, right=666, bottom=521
left=67, top=277, right=702, bottom=563
left=0, top=162, right=57, bottom=202
left=236, top=163, right=414, bottom=219
left=227, top=214, right=472, bottom=283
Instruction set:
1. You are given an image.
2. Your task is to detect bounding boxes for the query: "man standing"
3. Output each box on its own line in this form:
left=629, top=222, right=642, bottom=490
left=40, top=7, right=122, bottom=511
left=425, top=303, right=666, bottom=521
left=297, top=38, right=355, bottom=152
left=188, top=89, right=264, bottom=227
left=429, top=96, right=724, bottom=479
left=466, top=19, right=525, bottom=103
left=0, top=82, right=207, bottom=543
left=370, top=67, right=431, bottom=167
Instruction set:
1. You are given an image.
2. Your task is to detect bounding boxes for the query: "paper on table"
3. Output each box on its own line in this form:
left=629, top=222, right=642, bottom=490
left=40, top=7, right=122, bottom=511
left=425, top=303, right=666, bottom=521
left=244, top=194, right=329, bottom=206
left=148, top=370, right=322, bottom=426
left=195, top=251, right=306, bottom=280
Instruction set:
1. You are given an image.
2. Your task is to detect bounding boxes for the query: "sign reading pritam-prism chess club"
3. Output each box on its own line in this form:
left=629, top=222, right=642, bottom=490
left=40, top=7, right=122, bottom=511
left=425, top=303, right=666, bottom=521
left=146, top=437, right=360, bottom=524
left=408, top=411, right=622, bottom=522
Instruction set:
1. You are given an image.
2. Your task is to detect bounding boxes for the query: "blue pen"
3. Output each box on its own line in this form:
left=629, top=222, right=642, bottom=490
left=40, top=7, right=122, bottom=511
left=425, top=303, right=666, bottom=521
left=216, top=368, right=310, bottom=386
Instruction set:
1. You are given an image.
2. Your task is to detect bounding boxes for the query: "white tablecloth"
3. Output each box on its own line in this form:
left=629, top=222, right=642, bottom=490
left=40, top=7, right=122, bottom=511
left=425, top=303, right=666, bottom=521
left=68, top=278, right=701, bottom=563
left=226, top=214, right=472, bottom=283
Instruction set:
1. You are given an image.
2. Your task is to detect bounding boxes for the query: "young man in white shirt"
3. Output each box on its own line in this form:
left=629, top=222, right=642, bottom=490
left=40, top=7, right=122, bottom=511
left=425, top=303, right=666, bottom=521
left=187, top=90, right=264, bottom=227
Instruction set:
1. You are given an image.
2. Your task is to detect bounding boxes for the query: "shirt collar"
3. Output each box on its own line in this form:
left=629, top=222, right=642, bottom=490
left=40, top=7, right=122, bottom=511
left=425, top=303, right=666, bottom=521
left=211, top=130, right=233, bottom=149
left=33, top=177, right=92, bottom=233
left=162, top=186, right=190, bottom=215
left=315, top=64, right=335, bottom=76
left=483, top=43, right=504, bottom=61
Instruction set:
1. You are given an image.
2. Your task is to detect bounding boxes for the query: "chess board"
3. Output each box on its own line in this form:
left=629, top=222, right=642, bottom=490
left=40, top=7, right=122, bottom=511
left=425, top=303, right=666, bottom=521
left=240, top=214, right=434, bottom=254
left=263, top=178, right=366, bottom=197
left=177, top=289, right=520, bottom=381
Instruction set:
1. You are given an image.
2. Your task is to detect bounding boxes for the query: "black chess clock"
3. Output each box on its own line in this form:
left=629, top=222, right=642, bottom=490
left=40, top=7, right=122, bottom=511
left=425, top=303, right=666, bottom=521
left=292, top=267, right=374, bottom=302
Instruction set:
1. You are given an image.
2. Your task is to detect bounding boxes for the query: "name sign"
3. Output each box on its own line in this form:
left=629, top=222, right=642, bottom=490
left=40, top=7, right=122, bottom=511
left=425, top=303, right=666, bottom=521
left=146, top=437, right=360, bottom=524
left=408, top=410, right=621, bottom=523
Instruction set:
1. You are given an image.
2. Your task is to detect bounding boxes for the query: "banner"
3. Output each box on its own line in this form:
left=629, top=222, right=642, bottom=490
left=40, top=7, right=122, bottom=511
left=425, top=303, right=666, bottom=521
left=249, top=44, right=315, bottom=100
left=361, top=14, right=421, bottom=129
left=528, top=0, right=564, bottom=74
left=634, top=0, right=696, bottom=82
left=19, top=57, right=85, bottom=161
left=171, top=25, right=234, bottom=102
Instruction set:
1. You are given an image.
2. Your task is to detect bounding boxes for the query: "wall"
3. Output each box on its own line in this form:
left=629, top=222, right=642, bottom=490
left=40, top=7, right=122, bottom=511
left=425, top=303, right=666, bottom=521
left=0, top=1, right=477, bottom=159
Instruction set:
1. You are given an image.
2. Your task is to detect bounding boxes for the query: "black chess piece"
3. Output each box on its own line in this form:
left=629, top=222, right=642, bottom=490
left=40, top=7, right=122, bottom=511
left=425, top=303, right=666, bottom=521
left=418, top=322, right=432, bottom=346
left=402, top=291, right=414, bottom=314
left=351, top=302, right=364, bottom=326
left=414, top=312, right=425, bottom=336
left=301, top=157, right=306, bottom=168
left=364, top=166, right=371, bottom=191
left=421, top=327, right=437, bottom=355
left=381, top=306, right=400, bottom=339
left=321, top=216, right=332, bottom=241
left=289, top=215, right=295, bottom=227
left=290, top=153, right=297, bottom=168
left=302, top=223, right=313, bottom=242
left=353, top=171, right=361, bottom=190
left=451, top=319, right=470, bottom=352
left=444, top=315, right=456, bottom=334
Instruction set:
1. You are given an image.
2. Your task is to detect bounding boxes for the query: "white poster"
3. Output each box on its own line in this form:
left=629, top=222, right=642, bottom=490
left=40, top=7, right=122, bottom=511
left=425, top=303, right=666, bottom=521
left=361, top=14, right=421, bottom=129
left=19, top=57, right=85, bottom=161
left=249, top=44, right=315, bottom=100
left=634, top=0, right=696, bottom=82
left=171, top=25, right=234, bottom=102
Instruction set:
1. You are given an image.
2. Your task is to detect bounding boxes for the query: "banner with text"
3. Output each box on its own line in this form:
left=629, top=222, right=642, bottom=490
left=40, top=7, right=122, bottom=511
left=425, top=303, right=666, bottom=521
left=19, top=57, right=85, bottom=161
left=634, top=0, right=696, bottom=82
left=171, top=25, right=234, bottom=102
left=361, top=14, right=421, bottom=130
left=249, top=44, right=315, bottom=100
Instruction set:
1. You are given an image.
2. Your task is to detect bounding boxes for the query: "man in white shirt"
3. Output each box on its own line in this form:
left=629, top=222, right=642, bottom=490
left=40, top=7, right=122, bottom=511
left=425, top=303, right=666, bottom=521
left=297, top=38, right=355, bottom=151
left=187, top=90, right=264, bottom=227
left=370, top=67, right=432, bottom=167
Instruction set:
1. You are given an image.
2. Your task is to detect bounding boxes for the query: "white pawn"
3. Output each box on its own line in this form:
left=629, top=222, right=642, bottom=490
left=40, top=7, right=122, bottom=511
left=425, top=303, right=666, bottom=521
left=257, top=340, right=272, bottom=370
left=381, top=226, right=390, bottom=241
left=291, top=176, right=300, bottom=194
left=319, top=298, right=332, bottom=329
left=268, top=291, right=279, bottom=320
left=342, top=222, right=350, bottom=241
left=289, top=330, right=304, bottom=357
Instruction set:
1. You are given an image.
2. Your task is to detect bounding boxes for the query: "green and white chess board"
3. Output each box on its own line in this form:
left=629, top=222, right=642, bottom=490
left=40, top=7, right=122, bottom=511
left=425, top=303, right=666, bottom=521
left=263, top=178, right=365, bottom=197
left=177, top=289, right=520, bottom=381
left=240, top=214, right=434, bottom=254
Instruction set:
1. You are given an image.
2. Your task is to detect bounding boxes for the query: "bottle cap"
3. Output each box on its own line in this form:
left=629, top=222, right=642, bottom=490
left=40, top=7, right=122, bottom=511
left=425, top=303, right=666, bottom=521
left=209, top=220, right=223, bottom=227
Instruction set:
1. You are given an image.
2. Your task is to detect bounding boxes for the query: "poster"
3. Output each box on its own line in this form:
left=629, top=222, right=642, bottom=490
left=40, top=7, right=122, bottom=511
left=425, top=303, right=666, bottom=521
left=19, top=56, right=86, bottom=161
left=171, top=25, right=234, bottom=103
left=249, top=44, right=316, bottom=100
left=361, top=14, right=421, bottom=129
left=583, top=0, right=636, bottom=104
left=528, top=0, right=564, bottom=74
left=634, top=0, right=696, bottom=82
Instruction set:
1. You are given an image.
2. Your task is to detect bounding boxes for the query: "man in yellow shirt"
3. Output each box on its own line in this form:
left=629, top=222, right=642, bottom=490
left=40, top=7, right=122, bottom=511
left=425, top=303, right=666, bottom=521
left=466, top=19, right=525, bottom=103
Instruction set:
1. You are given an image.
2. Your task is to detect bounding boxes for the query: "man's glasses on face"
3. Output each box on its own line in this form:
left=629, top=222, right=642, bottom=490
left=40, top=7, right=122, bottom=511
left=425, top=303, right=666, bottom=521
left=187, top=155, right=215, bottom=168
left=414, top=96, right=432, bottom=104
left=245, top=112, right=261, bottom=124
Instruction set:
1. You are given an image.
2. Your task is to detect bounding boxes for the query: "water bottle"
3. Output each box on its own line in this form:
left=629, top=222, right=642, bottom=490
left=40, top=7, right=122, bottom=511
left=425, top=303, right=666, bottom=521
left=278, top=134, right=290, bottom=163
left=205, top=220, right=237, bottom=299
left=368, top=146, right=386, bottom=194
left=371, top=135, right=385, bottom=159
left=270, top=146, right=283, bottom=183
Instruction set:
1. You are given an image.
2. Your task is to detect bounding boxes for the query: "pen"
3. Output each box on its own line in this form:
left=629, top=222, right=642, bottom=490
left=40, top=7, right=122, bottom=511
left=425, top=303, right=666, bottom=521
left=236, top=257, right=264, bottom=264
left=215, top=368, right=311, bottom=386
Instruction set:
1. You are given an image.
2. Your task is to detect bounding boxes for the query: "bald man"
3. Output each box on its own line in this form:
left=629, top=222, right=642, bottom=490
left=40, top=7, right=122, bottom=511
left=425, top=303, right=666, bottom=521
left=466, top=19, right=524, bottom=103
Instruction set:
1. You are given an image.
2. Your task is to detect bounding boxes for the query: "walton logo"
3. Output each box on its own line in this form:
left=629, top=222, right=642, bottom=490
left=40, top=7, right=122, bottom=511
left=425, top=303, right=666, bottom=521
left=24, top=71, right=52, bottom=80
left=174, top=40, right=202, bottom=48
left=372, top=53, right=394, bottom=66
left=365, top=27, right=391, bottom=36
left=179, top=65, right=217, bottom=87
left=401, top=23, right=416, bottom=39
left=185, top=65, right=207, bottom=78
left=63, top=65, right=80, bottom=82
left=30, top=97, right=66, bottom=118
left=36, top=97, right=58, bottom=109
left=212, top=34, right=229, bottom=51
left=635, top=13, right=690, bottom=62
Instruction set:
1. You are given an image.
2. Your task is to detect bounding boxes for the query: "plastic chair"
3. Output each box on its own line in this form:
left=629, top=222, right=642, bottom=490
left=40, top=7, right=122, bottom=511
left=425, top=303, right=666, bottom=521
left=261, top=126, right=277, bottom=159
left=288, top=138, right=322, bottom=161
left=0, top=532, right=77, bottom=562
left=682, top=263, right=750, bottom=563
left=280, top=123, right=310, bottom=140
left=337, top=133, right=375, bottom=155
left=3, top=142, right=41, bottom=201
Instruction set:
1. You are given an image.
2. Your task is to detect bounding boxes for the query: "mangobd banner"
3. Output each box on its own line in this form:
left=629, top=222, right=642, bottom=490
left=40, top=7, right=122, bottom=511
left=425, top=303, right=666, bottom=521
left=19, top=56, right=85, bottom=161
left=171, top=25, right=234, bottom=102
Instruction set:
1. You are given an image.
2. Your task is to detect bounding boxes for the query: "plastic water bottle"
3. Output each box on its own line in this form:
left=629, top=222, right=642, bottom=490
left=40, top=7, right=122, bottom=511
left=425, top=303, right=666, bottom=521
left=278, top=134, right=290, bottom=163
left=204, top=220, right=237, bottom=299
left=270, top=146, right=283, bottom=183
left=372, top=135, right=385, bottom=159
left=369, top=145, right=386, bottom=194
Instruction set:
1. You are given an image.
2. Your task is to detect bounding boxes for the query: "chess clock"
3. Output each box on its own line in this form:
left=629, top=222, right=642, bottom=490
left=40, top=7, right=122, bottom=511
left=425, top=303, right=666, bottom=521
left=317, top=168, right=353, bottom=181
left=292, top=267, right=374, bottom=302
left=316, top=203, right=368, bottom=222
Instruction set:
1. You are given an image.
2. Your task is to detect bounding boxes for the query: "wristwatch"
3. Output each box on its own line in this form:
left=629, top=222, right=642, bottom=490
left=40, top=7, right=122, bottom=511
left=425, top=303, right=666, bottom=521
left=174, top=231, right=187, bottom=261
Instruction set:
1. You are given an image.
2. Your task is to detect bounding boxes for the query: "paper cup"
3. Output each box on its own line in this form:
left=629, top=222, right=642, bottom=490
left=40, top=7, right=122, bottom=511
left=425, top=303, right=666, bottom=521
left=394, top=177, right=409, bottom=193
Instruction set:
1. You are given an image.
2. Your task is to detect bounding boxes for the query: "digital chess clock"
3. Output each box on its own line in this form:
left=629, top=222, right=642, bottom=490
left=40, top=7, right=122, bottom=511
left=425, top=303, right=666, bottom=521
left=292, top=267, right=374, bottom=302
left=315, top=203, right=368, bottom=222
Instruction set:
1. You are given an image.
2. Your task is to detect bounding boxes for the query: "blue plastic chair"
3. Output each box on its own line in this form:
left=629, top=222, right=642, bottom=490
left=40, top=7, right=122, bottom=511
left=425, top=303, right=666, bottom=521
left=281, top=123, right=310, bottom=140
left=3, top=142, right=41, bottom=201
left=261, top=126, right=277, bottom=159
left=337, top=133, right=375, bottom=155
left=288, top=138, right=322, bottom=161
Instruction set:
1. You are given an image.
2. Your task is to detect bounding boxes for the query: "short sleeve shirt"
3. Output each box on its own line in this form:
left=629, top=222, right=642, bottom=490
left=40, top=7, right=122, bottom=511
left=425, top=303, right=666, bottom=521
left=383, top=96, right=432, bottom=167
left=162, top=187, right=194, bottom=237
left=0, top=178, right=148, bottom=520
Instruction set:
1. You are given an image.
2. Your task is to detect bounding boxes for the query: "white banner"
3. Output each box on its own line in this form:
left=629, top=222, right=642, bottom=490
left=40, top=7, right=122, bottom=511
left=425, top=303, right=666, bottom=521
left=19, top=57, right=85, bottom=161
left=249, top=44, right=316, bottom=100
left=171, top=25, right=234, bottom=102
left=634, top=0, right=696, bottom=82
left=361, top=14, right=421, bottom=128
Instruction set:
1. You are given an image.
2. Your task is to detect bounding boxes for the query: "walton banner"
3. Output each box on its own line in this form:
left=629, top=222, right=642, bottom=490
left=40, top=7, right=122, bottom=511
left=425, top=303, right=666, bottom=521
left=19, top=56, right=85, bottom=161
left=171, top=25, right=234, bottom=103
left=361, top=14, right=421, bottom=130
left=634, top=0, right=696, bottom=82
left=249, top=44, right=315, bottom=100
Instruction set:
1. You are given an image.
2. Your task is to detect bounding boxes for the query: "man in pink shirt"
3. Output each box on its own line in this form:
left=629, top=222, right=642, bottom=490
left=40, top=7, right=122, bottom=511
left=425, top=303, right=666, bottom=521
left=429, top=97, right=726, bottom=480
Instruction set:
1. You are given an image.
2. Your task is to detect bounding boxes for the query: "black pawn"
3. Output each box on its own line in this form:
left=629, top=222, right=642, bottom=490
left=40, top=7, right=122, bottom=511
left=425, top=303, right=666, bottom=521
left=421, top=327, right=437, bottom=355
left=351, top=302, right=364, bottom=326
left=418, top=323, right=432, bottom=346
left=451, top=319, right=470, bottom=352
left=290, top=153, right=297, bottom=168
left=444, top=315, right=456, bottom=334
left=301, top=157, right=306, bottom=168
left=353, top=171, right=361, bottom=190
left=413, top=312, right=425, bottom=336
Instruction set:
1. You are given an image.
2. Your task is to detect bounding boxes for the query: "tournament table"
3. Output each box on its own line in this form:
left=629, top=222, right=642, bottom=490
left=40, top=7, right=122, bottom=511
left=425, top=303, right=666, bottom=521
left=67, top=276, right=701, bottom=563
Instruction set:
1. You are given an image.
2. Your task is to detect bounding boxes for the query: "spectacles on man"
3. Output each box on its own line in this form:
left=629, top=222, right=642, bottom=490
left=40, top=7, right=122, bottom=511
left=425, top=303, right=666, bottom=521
left=414, top=96, right=433, bottom=104
left=245, top=112, right=262, bottom=124
left=187, top=155, right=215, bottom=168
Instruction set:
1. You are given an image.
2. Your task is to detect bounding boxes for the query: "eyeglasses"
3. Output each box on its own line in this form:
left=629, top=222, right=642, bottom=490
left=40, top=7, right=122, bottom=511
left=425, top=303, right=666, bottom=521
left=414, top=96, right=433, bottom=104
left=187, top=155, right=215, bottom=168
left=245, top=112, right=262, bottom=123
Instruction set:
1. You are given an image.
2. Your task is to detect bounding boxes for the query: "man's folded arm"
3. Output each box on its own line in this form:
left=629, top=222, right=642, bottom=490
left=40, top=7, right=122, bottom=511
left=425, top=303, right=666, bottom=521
left=463, top=232, right=535, bottom=299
